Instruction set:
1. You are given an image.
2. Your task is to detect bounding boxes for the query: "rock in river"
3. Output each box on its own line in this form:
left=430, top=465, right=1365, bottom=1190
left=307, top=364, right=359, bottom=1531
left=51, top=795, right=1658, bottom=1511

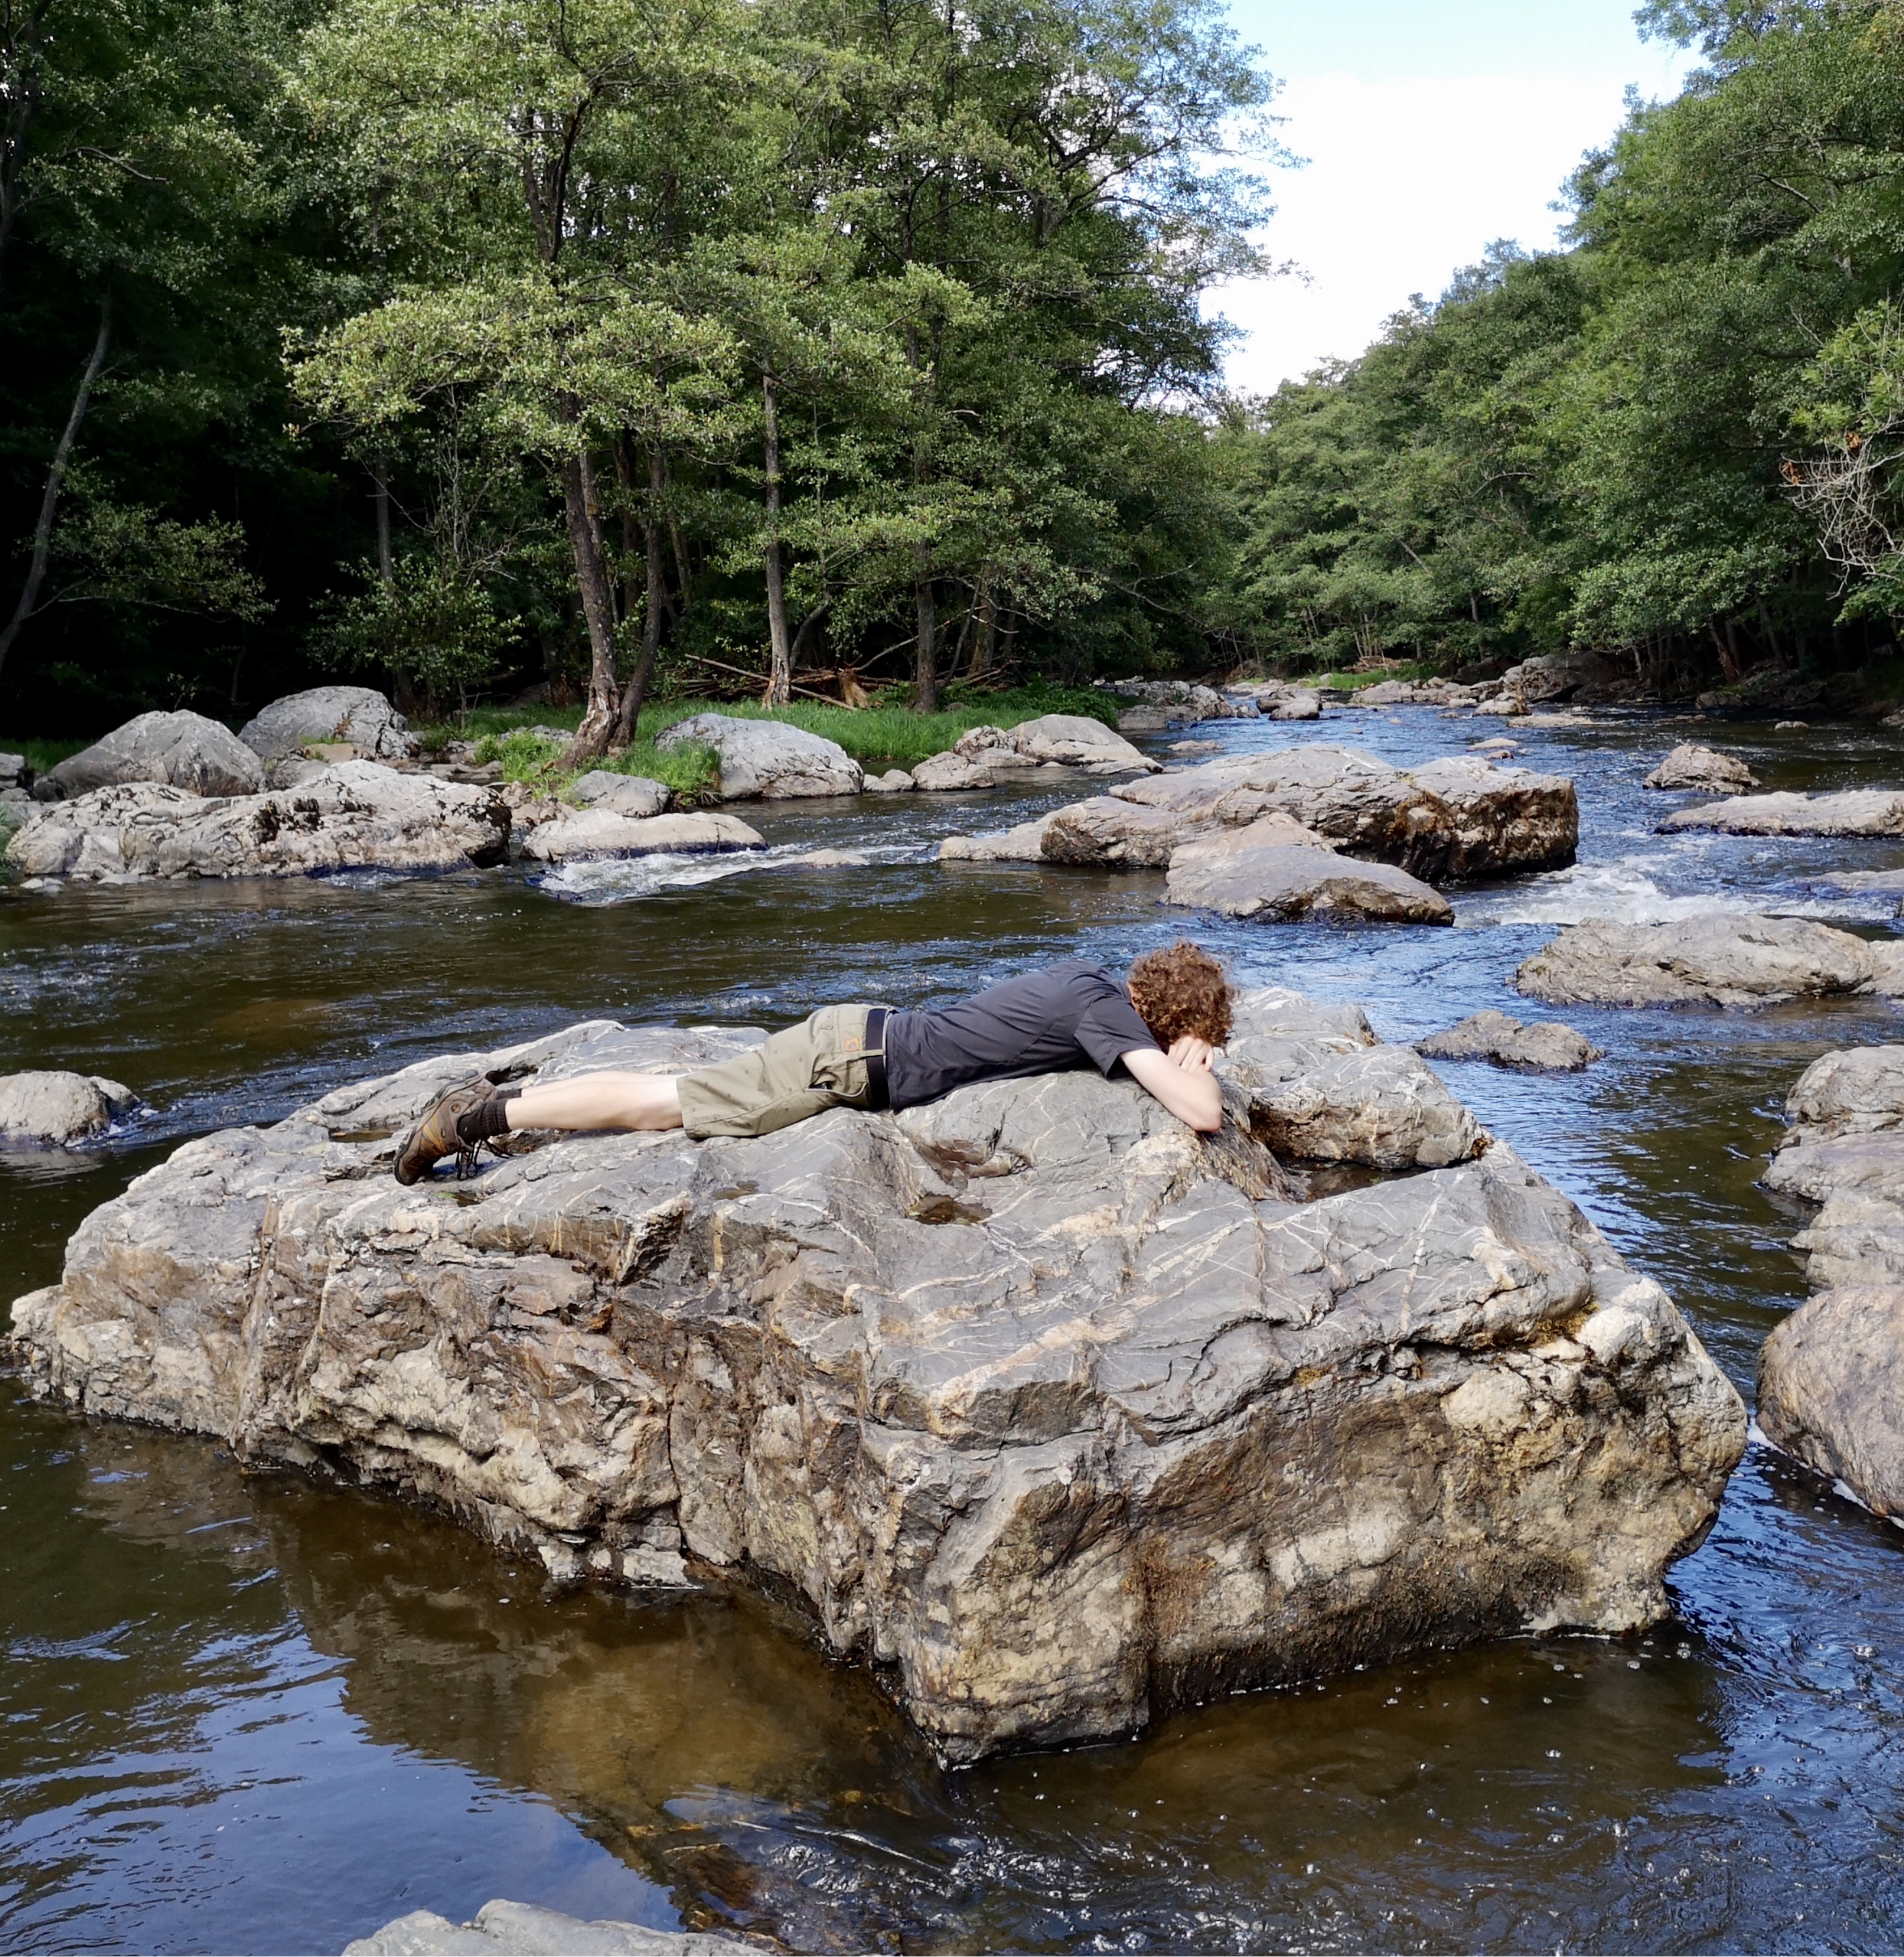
left=1417, top=1011, right=1601, bottom=1071
left=657, top=714, right=862, bottom=799
left=1164, top=821, right=1454, bottom=925
left=522, top=810, right=766, bottom=865
left=1758, top=1288, right=1904, bottom=1519
left=1514, top=915, right=1890, bottom=1008
left=7, top=990, right=1745, bottom=1763
left=46, top=710, right=264, bottom=800
left=1660, top=789, right=1904, bottom=837
left=1642, top=744, right=1760, bottom=793
left=949, top=746, right=1577, bottom=882
left=346, top=1898, right=753, bottom=1955
left=239, top=684, right=415, bottom=764
left=0, top=1070, right=139, bottom=1144
left=5, top=762, right=510, bottom=882
left=1755, top=1044, right=1904, bottom=1518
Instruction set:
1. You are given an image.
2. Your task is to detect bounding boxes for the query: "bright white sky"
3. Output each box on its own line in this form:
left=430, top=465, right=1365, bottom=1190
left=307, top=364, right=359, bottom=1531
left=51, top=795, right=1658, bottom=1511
left=1209, top=0, right=1698, bottom=393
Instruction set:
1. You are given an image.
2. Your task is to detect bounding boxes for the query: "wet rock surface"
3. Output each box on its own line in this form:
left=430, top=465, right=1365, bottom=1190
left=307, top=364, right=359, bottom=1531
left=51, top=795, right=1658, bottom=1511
left=1514, top=915, right=1888, bottom=1008
left=239, top=685, right=415, bottom=765
left=1416, top=1011, right=1602, bottom=1072
left=46, top=710, right=265, bottom=800
left=4, top=762, right=511, bottom=883
left=1661, top=788, right=1904, bottom=836
left=0, top=1070, right=139, bottom=1143
left=7, top=991, right=1744, bottom=1763
left=1643, top=744, right=1761, bottom=792
left=345, top=1899, right=753, bottom=1955
left=657, top=715, right=863, bottom=800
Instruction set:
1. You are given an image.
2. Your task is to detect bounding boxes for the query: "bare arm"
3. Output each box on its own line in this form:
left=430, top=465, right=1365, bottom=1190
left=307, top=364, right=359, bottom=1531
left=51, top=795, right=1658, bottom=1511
left=1121, top=1042, right=1223, bottom=1134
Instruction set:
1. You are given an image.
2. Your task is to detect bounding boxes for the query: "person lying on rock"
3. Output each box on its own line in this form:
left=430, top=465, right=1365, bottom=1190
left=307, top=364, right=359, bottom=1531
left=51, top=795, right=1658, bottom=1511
left=394, top=941, right=1233, bottom=1183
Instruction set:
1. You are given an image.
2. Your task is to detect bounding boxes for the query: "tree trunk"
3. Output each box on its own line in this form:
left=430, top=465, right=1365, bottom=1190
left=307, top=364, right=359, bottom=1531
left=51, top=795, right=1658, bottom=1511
left=913, top=546, right=937, bottom=712
left=971, top=581, right=997, bottom=679
left=560, top=434, right=621, bottom=767
left=762, top=371, right=792, bottom=708
left=614, top=449, right=668, bottom=746
left=0, top=291, right=109, bottom=682
left=374, top=466, right=393, bottom=584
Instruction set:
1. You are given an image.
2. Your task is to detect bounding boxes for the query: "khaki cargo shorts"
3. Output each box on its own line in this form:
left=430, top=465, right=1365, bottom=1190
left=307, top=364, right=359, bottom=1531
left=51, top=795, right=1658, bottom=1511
left=675, top=1003, right=890, bottom=1139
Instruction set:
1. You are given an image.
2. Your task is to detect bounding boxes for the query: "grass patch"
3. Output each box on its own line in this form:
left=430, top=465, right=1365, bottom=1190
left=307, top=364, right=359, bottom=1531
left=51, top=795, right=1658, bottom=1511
left=424, top=678, right=1119, bottom=770
left=1, top=736, right=89, bottom=774
left=470, top=726, right=720, bottom=801
left=1314, top=663, right=1442, bottom=690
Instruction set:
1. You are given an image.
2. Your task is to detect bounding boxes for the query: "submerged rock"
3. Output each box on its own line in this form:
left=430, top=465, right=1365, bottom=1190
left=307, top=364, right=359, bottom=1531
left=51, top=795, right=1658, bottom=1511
left=0, top=1070, right=139, bottom=1144
left=1514, top=915, right=1885, bottom=1008
left=239, top=685, right=415, bottom=764
left=47, top=710, right=264, bottom=800
left=1661, top=789, right=1904, bottom=837
left=8, top=991, right=1744, bottom=1763
left=346, top=1899, right=752, bottom=1956
left=1642, top=744, right=1760, bottom=793
left=1164, top=823, right=1453, bottom=925
left=1417, top=1011, right=1602, bottom=1071
left=657, top=715, right=863, bottom=799
left=4, top=762, right=510, bottom=883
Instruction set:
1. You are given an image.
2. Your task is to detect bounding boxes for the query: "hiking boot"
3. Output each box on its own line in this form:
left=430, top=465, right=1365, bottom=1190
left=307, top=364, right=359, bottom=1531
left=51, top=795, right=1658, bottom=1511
left=393, top=1078, right=495, bottom=1185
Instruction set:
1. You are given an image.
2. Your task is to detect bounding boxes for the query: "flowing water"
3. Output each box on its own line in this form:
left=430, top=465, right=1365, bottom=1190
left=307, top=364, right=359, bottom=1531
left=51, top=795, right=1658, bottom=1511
left=6, top=705, right=1904, bottom=1954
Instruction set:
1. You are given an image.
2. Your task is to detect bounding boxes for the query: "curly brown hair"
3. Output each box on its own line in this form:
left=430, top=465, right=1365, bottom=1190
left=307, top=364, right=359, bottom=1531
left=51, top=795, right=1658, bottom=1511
left=1127, top=941, right=1234, bottom=1047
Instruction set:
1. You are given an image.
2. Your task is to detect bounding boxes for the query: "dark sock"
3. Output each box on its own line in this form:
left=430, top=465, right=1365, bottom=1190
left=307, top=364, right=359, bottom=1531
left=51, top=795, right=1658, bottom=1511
left=457, top=1087, right=520, bottom=1147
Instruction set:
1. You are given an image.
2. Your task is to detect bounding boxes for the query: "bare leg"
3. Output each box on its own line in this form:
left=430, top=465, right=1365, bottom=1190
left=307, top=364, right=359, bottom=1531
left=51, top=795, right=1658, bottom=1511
left=506, top=1071, right=684, bottom=1133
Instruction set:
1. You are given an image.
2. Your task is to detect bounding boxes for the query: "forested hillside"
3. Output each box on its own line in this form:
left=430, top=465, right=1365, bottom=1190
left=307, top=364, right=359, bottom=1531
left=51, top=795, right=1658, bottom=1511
left=1232, top=0, right=1904, bottom=698
left=5, top=0, right=1904, bottom=740
left=0, top=0, right=1275, bottom=746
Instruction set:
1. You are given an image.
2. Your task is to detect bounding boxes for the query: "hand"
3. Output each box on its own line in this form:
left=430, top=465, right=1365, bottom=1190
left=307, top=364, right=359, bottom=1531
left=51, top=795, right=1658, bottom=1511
left=1167, top=1035, right=1216, bottom=1072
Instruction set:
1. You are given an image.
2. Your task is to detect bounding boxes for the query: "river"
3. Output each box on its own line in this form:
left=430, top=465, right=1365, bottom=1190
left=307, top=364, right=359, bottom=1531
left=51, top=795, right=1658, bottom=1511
left=4, top=702, right=1903, bottom=1953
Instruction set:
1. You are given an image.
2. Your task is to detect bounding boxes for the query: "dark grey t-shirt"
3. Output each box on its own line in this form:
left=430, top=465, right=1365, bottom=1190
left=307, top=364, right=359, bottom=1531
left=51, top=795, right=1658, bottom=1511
left=881, top=961, right=1161, bottom=1111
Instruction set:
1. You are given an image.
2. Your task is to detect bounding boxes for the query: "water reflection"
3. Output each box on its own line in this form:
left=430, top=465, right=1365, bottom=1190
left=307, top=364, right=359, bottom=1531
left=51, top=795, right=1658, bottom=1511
left=8, top=703, right=1904, bottom=1949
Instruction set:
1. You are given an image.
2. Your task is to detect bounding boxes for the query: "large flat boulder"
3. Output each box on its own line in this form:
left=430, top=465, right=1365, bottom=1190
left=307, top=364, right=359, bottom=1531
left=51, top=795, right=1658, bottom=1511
left=1661, top=789, right=1904, bottom=837
left=239, top=685, right=414, bottom=763
left=914, top=718, right=1158, bottom=790
left=1515, top=915, right=1883, bottom=1008
left=656, top=715, right=862, bottom=799
left=47, top=710, right=263, bottom=799
left=1101, top=746, right=1576, bottom=882
left=0, top=1070, right=139, bottom=1144
left=7, top=992, right=1741, bottom=1764
left=4, top=761, right=509, bottom=882
left=522, top=809, right=764, bottom=864
left=1164, top=825, right=1453, bottom=925
left=1642, top=744, right=1759, bottom=793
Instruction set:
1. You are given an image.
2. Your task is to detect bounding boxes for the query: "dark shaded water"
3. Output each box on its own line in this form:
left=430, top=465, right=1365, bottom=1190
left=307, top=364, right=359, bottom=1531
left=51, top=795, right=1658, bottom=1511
left=6, top=704, right=1904, bottom=1952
